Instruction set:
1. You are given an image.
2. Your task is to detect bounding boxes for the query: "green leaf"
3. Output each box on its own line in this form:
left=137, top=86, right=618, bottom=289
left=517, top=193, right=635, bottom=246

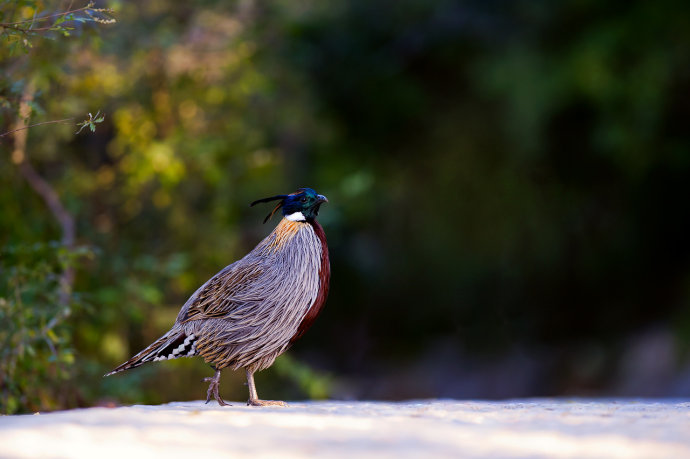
left=46, top=329, right=59, bottom=343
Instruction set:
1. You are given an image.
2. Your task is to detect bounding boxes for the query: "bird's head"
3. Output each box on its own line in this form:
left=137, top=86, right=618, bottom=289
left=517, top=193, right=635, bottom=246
left=250, top=188, right=328, bottom=224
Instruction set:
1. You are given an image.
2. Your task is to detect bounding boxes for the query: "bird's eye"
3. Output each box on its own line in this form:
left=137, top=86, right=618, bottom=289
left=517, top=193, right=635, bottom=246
left=300, top=197, right=307, bottom=203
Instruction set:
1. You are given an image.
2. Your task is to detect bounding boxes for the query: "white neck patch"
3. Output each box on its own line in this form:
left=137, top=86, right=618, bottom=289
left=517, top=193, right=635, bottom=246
left=285, top=211, right=306, bottom=222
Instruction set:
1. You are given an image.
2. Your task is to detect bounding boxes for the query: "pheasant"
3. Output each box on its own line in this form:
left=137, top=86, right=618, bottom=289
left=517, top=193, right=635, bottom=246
left=105, top=188, right=330, bottom=407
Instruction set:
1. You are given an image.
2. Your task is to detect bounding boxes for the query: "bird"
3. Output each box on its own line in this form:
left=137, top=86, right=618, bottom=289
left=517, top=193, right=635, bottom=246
left=105, top=188, right=330, bottom=407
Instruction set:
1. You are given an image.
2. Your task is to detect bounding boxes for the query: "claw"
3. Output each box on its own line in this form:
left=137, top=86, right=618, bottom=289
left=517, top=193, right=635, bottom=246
left=203, top=369, right=230, bottom=407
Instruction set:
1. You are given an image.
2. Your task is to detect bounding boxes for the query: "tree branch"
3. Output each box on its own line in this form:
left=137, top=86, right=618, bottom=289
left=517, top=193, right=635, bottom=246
left=0, top=118, right=75, bottom=139
left=0, top=2, right=115, bottom=36
left=0, top=3, right=93, bottom=27
left=13, top=81, right=76, bottom=308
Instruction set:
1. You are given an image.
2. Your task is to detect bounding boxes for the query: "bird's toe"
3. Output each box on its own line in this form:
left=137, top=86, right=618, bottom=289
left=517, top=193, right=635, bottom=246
left=247, top=399, right=287, bottom=407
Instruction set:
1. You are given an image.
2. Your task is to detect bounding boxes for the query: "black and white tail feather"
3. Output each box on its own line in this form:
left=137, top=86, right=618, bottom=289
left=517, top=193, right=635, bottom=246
left=104, top=331, right=198, bottom=376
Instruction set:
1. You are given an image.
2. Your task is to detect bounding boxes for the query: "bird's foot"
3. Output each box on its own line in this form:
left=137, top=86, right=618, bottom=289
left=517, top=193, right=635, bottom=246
left=203, top=376, right=230, bottom=406
left=247, top=398, right=287, bottom=407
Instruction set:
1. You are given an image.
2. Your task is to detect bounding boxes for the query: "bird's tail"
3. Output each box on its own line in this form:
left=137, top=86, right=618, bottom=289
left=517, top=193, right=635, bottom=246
left=104, top=329, right=199, bottom=376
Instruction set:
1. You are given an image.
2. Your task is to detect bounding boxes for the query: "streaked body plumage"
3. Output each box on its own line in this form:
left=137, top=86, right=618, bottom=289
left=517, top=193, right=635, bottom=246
left=106, top=188, right=330, bottom=406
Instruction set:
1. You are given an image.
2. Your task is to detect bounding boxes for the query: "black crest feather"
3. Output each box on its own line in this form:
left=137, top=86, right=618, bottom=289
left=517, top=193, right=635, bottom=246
left=250, top=194, right=289, bottom=224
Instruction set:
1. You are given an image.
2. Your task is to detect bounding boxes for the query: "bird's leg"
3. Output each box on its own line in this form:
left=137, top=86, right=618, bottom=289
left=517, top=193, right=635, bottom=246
left=246, top=369, right=287, bottom=407
left=203, top=367, right=230, bottom=406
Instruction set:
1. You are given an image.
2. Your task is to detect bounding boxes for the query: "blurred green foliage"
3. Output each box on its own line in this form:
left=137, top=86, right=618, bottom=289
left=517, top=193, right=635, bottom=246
left=0, top=243, right=86, bottom=413
left=2, top=0, right=690, bottom=413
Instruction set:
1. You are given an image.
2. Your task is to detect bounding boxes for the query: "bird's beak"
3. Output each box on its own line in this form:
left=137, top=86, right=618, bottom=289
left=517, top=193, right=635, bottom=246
left=317, top=194, right=328, bottom=203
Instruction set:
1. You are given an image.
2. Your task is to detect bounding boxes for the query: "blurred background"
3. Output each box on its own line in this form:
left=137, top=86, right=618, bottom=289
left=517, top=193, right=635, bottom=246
left=2, top=0, right=690, bottom=414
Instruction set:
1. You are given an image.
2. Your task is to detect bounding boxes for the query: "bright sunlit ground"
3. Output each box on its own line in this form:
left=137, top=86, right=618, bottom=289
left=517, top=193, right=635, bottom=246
left=1, top=399, right=689, bottom=458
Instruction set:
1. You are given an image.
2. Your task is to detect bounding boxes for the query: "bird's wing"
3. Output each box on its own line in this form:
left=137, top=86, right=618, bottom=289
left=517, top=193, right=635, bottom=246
left=178, top=258, right=268, bottom=323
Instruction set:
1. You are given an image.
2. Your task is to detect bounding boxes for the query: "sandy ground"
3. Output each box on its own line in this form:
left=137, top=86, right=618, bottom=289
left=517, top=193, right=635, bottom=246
left=1, top=399, right=689, bottom=458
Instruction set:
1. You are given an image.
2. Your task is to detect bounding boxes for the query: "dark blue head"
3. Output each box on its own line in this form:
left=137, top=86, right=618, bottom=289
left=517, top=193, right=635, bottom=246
left=250, top=188, right=328, bottom=223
